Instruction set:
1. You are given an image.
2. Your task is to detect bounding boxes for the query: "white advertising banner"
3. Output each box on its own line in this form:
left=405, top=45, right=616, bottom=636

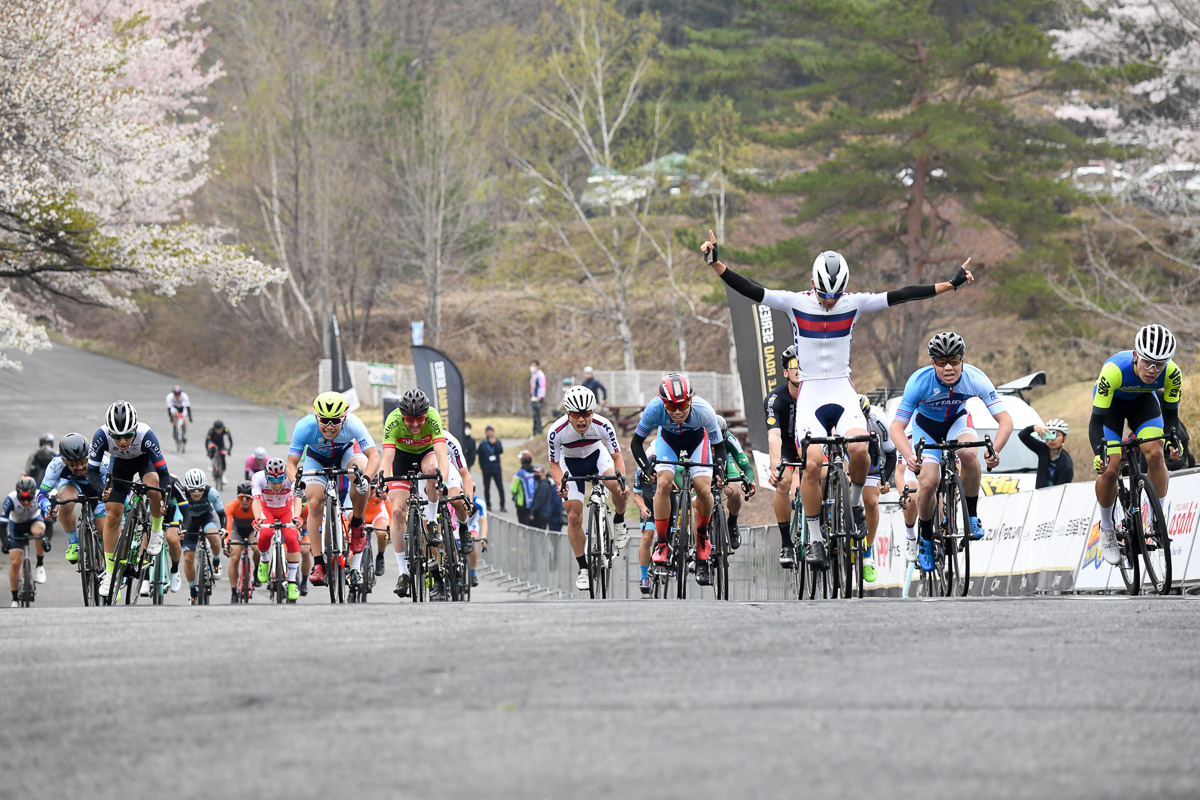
left=1073, top=501, right=1115, bottom=592
left=867, top=509, right=907, bottom=597
left=967, top=493, right=1005, bottom=596
left=1161, top=473, right=1200, bottom=591
left=1037, top=482, right=1096, bottom=594
left=982, top=490, right=1033, bottom=597
left=1008, top=485, right=1065, bottom=596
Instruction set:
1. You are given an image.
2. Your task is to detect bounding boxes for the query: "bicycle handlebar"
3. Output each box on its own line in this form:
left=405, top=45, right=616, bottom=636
left=49, top=496, right=100, bottom=508
left=107, top=478, right=167, bottom=495
left=560, top=473, right=627, bottom=493
left=914, top=435, right=997, bottom=471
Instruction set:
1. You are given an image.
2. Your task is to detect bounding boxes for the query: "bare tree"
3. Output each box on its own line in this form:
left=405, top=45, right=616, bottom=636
left=512, top=0, right=665, bottom=370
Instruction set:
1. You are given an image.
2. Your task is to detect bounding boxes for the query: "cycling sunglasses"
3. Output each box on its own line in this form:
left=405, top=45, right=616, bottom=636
left=112, top=432, right=136, bottom=442
left=933, top=356, right=963, bottom=367
left=1140, top=358, right=1169, bottom=373
left=816, top=291, right=844, bottom=301
left=664, top=400, right=691, bottom=413
left=401, top=414, right=427, bottom=424
left=317, top=415, right=345, bottom=426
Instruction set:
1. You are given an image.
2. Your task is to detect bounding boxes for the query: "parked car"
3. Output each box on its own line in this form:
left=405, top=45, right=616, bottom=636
left=1132, top=162, right=1200, bottom=211
left=1059, top=161, right=1131, bottom=197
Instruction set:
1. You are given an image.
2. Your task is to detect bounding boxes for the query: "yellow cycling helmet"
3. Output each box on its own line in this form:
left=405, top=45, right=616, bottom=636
left=313, top=391, right=350, bottom=418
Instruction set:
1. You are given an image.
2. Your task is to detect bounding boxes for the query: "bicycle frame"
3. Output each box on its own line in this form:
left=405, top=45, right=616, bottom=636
left=561, top=472, right=625, bottom=599
left=52, top=495, right=104, bottom=606
left=913, top=436, right=994, bottom=598
left=400, top=470, right=447, bottom=603
left=1103, top=435, right=1173, bottom=595
left=301, top=464, right=365, bottom=604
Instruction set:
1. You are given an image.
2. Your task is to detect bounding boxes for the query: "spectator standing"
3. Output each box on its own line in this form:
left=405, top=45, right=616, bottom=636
left=461, top=421, right=478, bottom=470
left=581, top=366, right=608, bottom=406
left=530, top=360, right=547, bottom=436
left=25, top=434, right=56, bottom=487
left=1018, top=419, right=1075, bottom=489
left=511, top=450, right=537, bottom=525
left=478, top=426, right=505, bottom=511
left=530, top=465, right=558, bottom=529
left=546, top=474, right=565, bottom=532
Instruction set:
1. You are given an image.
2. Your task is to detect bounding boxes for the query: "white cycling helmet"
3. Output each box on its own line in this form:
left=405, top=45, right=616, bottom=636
left=184, top=468, right=207, bottom=491
left=812, top=250, right=850, bottom=295
left=1045, top=418, right=1069, bottom=435
left=105, top=400, right=138, bottom=437
left=563, top=385, right=597, bottom=414
left=1134, top=324, right=1176, bottom=362
left=253, top=446, right=267, bottom=461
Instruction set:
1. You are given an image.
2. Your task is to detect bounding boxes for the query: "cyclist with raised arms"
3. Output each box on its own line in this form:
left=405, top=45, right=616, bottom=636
left=287, top=391, right=379, bottom=587
left=165, top=385, right=192, bottom=443
left=1090, top=324, right=1183, bottom=565
left=381, top=389, right=450, bottom=598
left=859, top=394, right=897, bottom=583
left=630, top=373, right=725, bottom=587
left=889, top=332, right=1013, bottom=572
left=547, top=385, right=631, bottom=592
left=765, top=345, right=801, bottom=567
left=39, top=432, right=109, bottom=566
left=251, top=458, right=302, bottom=601
left=89, top=401, right=171, bottom=598
left=703, top=230, right=974, bottom=567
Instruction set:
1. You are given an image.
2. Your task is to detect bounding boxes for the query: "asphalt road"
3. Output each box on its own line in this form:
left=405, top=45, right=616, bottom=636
left=3, top=345, right=1200, bottom=799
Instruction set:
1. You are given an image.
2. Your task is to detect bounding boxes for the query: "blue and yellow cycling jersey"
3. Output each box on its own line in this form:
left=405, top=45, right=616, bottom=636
left=1092, top=351, right=1182, bottom=409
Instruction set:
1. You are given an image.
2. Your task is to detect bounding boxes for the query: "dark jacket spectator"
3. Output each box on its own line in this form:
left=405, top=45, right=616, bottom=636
left=581, top=367, right=607, bottom=404
left=478, top=427, right=504, bottom=511
left=461, top=422, right=477, bottom=470
left=530, top=467, right=558, bottom=529
left=547, top=479, right=565, bottom=532
left=1018, top=424, right=1075, bottom=489
left=512, top=451, right=537, bottom=525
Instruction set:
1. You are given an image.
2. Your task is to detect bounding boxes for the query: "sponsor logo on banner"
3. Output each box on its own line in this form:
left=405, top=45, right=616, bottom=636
left=1168, top=499, right=1196, bottom=540
left=981, top=475, right=1025, bottom=495
left=875, top=534, right=889, bottom=570
left=1081, top=523, right=1104, bottom=570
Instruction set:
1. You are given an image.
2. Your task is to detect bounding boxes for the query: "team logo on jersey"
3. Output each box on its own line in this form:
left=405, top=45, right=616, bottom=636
left=1097, top=376, right=1111, bottom=397
left=767, top=416, right=776, bottom=426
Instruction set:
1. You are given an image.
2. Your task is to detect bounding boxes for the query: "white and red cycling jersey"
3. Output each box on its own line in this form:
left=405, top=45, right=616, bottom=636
left=251, top=469, right=295, bottom=510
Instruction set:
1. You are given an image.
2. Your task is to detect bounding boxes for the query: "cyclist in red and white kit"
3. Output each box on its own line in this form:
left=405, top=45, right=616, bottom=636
left=251, top=457, right=302, bottom=601
left=702, top=230, right=974, bottom=567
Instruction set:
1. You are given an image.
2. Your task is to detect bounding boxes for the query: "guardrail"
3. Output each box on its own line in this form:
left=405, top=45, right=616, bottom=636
left=484, top=470, right=1200, bottom=599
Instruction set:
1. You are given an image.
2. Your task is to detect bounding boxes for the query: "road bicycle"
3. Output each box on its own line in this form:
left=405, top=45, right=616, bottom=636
left=50, top=495, right=104, bottom=606
left=107, top=478, right=166, bottom=606
left=229, top=532, right=255, bottom=604
left=913, top=437, right=995, bottom=597
left=708, top=474, right=749, bottom=601
left=141, top=533, right=171, bottom=605
left=650, top=452, right=714, bottom=599
left=427, top=491, right=470, bottom=601
left=171, top=411, right=186, bottom=453
left=1101, top=435, right=1173, bottom=595
left=210, top=449, right=228, bottom=492
left=560, top=472, right=625, bottom=599
left=13, top=531, right=44, bottom=608
left=780, top=430, right=876, bottom=600
left=260, top=519, right=295, bottom=604
left=399, top=470, right=446, bottom=603
left=350, top=524, right=382, bottom=603
left=193, top=531, right=217, bottom=605
left=300, top=464, right=365, bottom=604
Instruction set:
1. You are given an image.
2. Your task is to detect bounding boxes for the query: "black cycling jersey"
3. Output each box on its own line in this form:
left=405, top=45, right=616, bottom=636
left=764, top=384, right=799, bottom=460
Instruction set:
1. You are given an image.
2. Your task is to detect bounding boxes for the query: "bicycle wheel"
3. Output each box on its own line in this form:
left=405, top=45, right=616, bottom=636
left=150, top=553, right=165, bottom=606
left=943, top=474, right=971, bottom=597
left=675, top=481, right=692, bottom=600
left=790, top=505, right=806, bottom=600
left=441, top=513, right=460, bottom=601
left=107, top=506, right=138, bottom=606
left=405, top=510, right=424, bottom=603
left=323, top=502, right=342, bottom=604
left=20, top=552, right=33, bottom=607
left=361, top=540, right=374, bottom=601
left=1137, top=476, right=1172, bottom=594
left=1115, top=483, right=1141, bottom=595
left=80, top=518, right=100, bottom=607
left=196, top=547, right=211, bottom=605
left=586, top=504, right=600, bottom=599
left=598, top=512, right=611, bottom=600
left=711, top=508, right=729, bottom=600
left=828, top=468, right=854, bottom=599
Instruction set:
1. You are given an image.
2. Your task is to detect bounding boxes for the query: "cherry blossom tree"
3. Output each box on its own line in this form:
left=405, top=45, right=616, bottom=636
left=0, top=0, right=280, bottom=369
left=1050, top=1, right=1200, bottom=343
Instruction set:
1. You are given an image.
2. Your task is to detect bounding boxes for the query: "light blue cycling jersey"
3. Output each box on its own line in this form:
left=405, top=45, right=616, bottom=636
left=288, top=413, right=375, bottom=467
left=893, top=364, right=1006, bottom=425
left=39, top=454, right=110, bottom=503
left=635, top=396, right=722, bottom=443
left=467, top=494, right=487, bottom=530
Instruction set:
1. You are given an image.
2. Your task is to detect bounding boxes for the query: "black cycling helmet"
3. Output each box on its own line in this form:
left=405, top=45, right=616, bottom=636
left=398, top=389, right=431, bottom=417
left=59, top=432, right=89, bottom=462
left=212, top=419, right=225, bottom=429
left=39, top=433, right=54, bottom=447
left=236, top=480, right=253, bottom=497
left=779, top=344, right=797, bottom=365
left=927, top=331, right=966, bottom=359
left=15, top=475, right=37, bottom=500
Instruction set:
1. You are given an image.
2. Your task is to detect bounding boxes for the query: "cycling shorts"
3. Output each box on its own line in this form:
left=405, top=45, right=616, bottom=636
left=256, top=505, right=299, bottom=555
left=388, top=448, right=434, bottom=492
left=911, top=413, right=976, bottom=465
left=7, top=520, right=41, bottom=548
left=793, top=377, right=867, bottom=445
left=563, top=450, right=616, bottom=503
left=182, top=531, right=218, bottom=552
left=302, top=443, right=363, bottom=487
left=654, top=428, right=712, bottom=480
left=107, top=453, right=157, bottom=504
left=183, top=509, right=220, bottom=536
left=226, top=522, right=256, bottom=546
left=1099, top=394, right=1163, bottom=455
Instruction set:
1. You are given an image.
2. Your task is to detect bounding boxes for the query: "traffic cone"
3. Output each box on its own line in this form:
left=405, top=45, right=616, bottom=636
left=275, top=413, right=288, bottom=445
